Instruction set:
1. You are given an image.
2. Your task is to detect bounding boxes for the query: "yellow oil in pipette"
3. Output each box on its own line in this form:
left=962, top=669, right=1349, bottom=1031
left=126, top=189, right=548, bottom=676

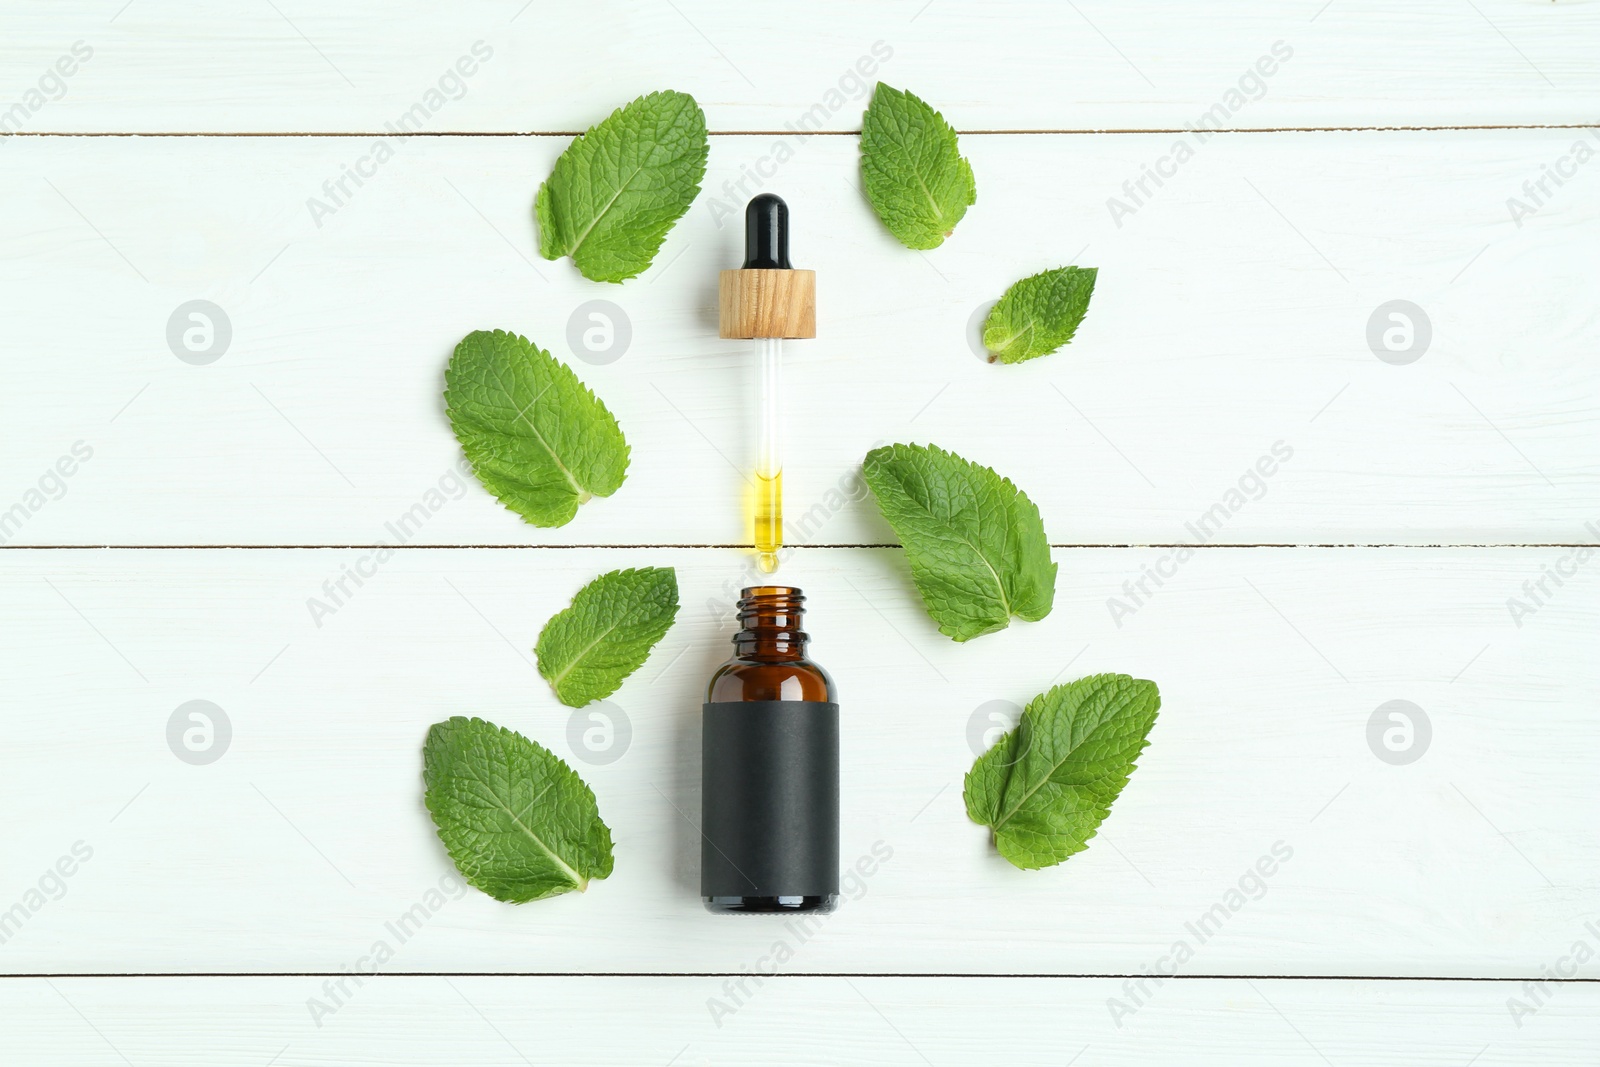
left=754, top=469, right=783, bottom=573
left=753, top=330, right=783, bottom=573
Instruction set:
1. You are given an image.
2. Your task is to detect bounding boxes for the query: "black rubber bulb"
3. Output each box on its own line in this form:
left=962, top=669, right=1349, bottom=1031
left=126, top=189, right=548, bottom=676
left=742, top=193, right=792, bottom=269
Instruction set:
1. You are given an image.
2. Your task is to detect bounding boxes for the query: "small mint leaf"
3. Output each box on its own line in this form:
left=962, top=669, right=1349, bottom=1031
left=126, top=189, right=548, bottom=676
left=859, top=83, right=976, bottom=250
left=983, top=267, right=1098, bottom=364
left=536, top=567, right=680, bottom=707
left=964, top=674, right=1160, bottom=870
left=424, top=716, right=615, bottom=902
left=862, top=443, right=1056, bottom=641
left=535, top=90, right=709, bottom=282
left=444, top=329, right=629, bottom=528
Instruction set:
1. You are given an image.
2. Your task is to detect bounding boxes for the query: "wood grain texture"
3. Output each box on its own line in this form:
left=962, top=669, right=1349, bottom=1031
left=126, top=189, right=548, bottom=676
left=3, top=1, right=1598, bottom=133
left=2, top=976, right=1595, bottom=1064
left=1, top=548, right=1592, bottom=975
left=718, top=269, right=816, bottom=338
left=1, top=132, right=1593, bottom=547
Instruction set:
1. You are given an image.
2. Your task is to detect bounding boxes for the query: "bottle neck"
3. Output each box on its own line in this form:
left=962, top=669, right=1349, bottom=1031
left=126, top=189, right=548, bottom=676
left=732, top=586, right=808, bottom=661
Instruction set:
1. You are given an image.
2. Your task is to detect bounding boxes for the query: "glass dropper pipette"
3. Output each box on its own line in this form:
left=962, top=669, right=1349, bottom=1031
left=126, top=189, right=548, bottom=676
left=719, top=194, right=815, bottom=574
left=754, top=335, right=782, bottom=572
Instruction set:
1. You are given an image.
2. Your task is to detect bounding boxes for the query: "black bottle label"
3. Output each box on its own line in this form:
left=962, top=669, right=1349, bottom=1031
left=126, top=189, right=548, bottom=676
left=701, top=700, right=840, bottom=898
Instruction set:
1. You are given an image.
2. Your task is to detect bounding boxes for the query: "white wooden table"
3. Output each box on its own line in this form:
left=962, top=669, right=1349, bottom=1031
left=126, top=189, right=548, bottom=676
left=4, top=2, right=1598, bottom=1063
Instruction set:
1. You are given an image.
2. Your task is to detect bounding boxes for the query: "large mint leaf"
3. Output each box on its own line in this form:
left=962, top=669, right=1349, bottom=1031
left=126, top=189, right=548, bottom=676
left=444, top=329, right=629, bottom=528
left=983, top=267, right=1098, bottom=364
left=535, top=90, right=708, bottom=282
left=859, top=82, right=976, bottom=250
left=862, top=443, right=1056, bottom=641
left=964, top=674, right=1160, bottom=870
left=423, top=716, right=615, bottom=902
left=536, top=567, right=680, bottom=708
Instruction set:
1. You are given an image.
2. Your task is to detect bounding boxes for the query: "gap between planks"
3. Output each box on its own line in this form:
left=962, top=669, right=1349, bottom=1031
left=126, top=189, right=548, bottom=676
left=2, top=543, right=1595, bottom=551
left=4, top=972, right=1599, bottom=982
left=1, top=124, right=1595, bottom=139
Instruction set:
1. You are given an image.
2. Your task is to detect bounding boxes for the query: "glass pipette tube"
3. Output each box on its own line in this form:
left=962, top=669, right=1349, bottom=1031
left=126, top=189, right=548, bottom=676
left=754, top=336, right=783, bottom=573
left=719, top=192, right=813, bottom=576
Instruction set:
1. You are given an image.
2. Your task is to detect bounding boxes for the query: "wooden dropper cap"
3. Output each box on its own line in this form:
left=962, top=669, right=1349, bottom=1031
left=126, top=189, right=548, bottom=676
left=719, top=194, right=816, bottom=339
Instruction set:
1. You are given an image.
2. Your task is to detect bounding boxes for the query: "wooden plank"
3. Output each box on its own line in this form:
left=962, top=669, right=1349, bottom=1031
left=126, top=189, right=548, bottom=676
left=2, top=547, right=1593, bottom=974
left=1, top=975, right=1595, bottom=1064
left=5, top=2, right=1598, bottom=133
left=2, top=131, right=1595, bottom=547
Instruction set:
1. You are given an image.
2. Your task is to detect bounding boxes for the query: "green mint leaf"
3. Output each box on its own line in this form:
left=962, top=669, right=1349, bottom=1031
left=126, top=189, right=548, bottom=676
left=536, top=567, right=680, bottom=707
left=534, top=90, right=709, bottom=282
left=983, top=267, right=1098, bottom=364
left=860, top=83, right=976, bottom=250
left=862, top=443, right=1056, bottom=642
left=964, top=674, right=1160, bottom=870
left=445, top=329, right=629, bottom=528
left=423, top=716, right=615, bottom=902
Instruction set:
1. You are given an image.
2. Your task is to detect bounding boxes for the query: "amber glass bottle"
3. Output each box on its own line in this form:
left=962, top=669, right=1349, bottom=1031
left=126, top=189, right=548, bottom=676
left=702, top=586, right=839, bottom=914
